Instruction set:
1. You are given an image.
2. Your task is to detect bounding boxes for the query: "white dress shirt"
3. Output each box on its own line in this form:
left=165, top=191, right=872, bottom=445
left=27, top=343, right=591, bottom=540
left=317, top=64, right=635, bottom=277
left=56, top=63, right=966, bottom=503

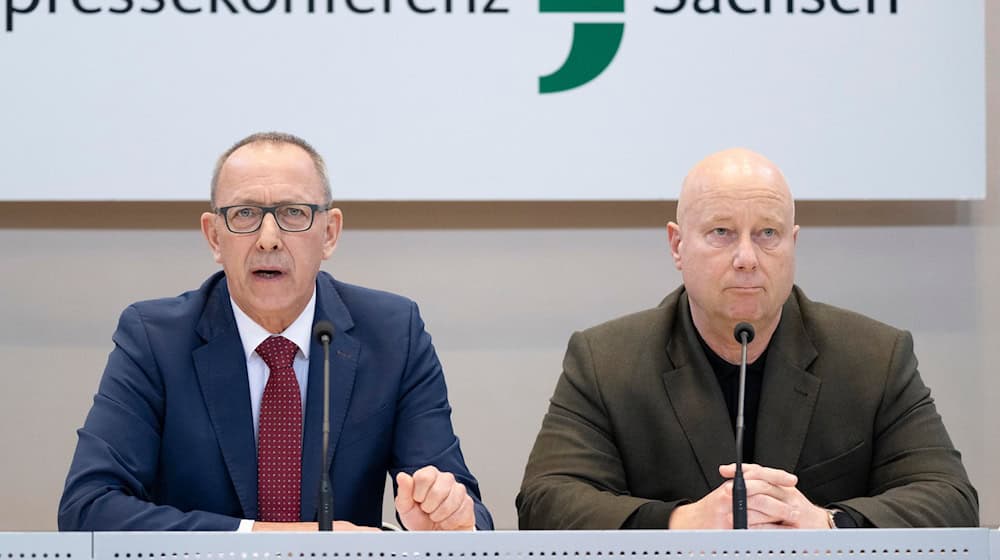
left=230, top=289, right=317, bottom=531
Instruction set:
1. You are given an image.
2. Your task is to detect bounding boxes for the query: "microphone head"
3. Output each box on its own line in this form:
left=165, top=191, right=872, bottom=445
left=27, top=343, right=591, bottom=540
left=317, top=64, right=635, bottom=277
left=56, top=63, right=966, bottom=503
left=733, top=322, right=755, bottom=344
left=313, top=320, right=335, bottom=343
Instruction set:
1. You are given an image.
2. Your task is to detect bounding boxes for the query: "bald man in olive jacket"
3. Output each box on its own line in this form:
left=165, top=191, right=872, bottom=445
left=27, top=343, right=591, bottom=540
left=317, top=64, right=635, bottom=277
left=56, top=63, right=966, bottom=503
left=517, top=149, right=977, bottom=530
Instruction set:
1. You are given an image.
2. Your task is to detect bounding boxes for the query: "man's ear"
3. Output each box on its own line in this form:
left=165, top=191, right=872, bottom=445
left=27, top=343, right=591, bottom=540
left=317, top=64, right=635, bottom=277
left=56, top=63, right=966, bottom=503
left=667, top=222, right=683, bottom=271
left=201, top=212, right=223, bottom=264
left=322, top=208, right=344, bottom=260
left=792, top=224, right=800, bottom=245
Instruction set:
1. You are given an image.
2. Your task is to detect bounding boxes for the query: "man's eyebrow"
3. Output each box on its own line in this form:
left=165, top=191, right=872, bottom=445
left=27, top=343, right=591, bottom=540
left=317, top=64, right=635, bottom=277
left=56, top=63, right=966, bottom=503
left=702, top=213, right=735, bottom=223
left=224, top=199, right=309, bottom=206
left=698, top=212, right=788, bottom=228
left=220, top=199, right=264, bottom=206
left=755, top=212, right=787, bottom=225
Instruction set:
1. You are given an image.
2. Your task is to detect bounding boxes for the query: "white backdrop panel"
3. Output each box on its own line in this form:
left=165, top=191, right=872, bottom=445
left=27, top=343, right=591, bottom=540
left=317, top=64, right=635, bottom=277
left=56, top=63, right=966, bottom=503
left=0, top=0, right=985, bottom=200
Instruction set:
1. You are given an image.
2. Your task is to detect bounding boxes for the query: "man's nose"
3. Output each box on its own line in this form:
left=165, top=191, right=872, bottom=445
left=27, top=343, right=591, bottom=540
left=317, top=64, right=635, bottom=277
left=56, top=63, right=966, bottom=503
left=256, top=213, right=284, bottom=251
left=732, top=234, right=759, bottom=271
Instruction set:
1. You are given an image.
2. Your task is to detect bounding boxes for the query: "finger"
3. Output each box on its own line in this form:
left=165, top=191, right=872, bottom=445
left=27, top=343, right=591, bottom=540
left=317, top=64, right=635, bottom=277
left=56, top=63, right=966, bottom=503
left=743, top=479, right=791, bottom=500
left=750, top=522, right=792, bottom=530
left=741, top=465, right=798, bottom=487
left=715, top=478, right=733, bottom=495
left=747, top=493, right=795, bottom=523
left=721, top=463, right=798, bottom=487
left=410, top=465, right=440, bottom=503
left=719, top=462, right=757, bottom=472
left=751, top=490, right=821, bottom=528
left=746, top=508, right=784, bottom=527
left=395, top=472, right=416, bottom=514
left=744, top=480, right=810, bottom=521
left=437, top=495, right=476, bottom=531
left=429, top=481, right=467, bottom=523
left=719, top=463, right=765, bottom=479
left=419, top=471, right=456, bottom=514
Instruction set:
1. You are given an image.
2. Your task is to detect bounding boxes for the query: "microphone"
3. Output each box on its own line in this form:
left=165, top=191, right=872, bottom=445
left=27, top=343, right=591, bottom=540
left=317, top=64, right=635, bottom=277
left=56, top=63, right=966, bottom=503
left=313, top=320, right=336, bottom=531
left=731, top=322, right=755, bottom=530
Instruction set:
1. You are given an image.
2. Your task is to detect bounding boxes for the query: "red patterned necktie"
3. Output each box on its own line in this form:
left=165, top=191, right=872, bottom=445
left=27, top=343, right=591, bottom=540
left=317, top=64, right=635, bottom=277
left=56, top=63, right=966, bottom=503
left=256, top=335, right=302, bottom=522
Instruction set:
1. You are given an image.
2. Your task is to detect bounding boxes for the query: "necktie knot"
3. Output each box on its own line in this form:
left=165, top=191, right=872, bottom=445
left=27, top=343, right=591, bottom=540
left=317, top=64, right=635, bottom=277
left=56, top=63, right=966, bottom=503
left=256, top=336, right=298, bottom=370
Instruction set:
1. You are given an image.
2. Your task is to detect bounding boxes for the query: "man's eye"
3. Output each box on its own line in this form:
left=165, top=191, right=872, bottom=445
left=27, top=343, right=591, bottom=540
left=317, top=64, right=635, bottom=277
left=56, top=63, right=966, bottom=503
left=286, top=207, right=303, bottom=216
left=761, top=228, right=776, bottom=237
left=236, top=208, right=255, bottom=218
left=713, top=228, right=729, bottom=236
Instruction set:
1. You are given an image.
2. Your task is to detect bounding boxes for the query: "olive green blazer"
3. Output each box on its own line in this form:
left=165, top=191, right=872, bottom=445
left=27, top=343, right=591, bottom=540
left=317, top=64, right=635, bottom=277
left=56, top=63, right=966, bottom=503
left=517, top=286, right=978, bottom=529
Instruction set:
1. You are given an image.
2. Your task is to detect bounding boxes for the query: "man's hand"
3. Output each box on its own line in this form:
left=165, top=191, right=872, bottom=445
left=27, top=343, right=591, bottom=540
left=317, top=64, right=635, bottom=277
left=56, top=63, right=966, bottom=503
left=667, top=477, right=738, bottom=529
left=718, top=463, right=829, bottom=529
left=252, top=521, right=379, bottom=532
left=395, top=466, right=475, bottom=531
left=669, top=464, right=829, bottom=529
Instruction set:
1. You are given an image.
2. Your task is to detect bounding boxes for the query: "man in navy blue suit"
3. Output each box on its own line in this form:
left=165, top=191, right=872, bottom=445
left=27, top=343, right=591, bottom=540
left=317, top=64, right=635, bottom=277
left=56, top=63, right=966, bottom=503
left=58, top=132, right=492, bottom=532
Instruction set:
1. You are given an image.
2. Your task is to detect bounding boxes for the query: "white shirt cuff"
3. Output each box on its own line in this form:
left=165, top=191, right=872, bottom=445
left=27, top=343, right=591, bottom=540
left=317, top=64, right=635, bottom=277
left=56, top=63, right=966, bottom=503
left=237, top=519, right=255, bottom=532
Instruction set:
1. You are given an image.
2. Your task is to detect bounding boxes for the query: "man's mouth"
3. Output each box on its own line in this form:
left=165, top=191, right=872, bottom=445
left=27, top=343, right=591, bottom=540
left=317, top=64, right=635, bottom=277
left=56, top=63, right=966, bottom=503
left=253, top=268, right=285, bottom=279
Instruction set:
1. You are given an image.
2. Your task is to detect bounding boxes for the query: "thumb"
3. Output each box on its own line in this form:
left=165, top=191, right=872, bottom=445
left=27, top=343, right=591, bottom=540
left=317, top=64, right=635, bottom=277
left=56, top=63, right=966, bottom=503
left=395, top=472, right=416, bottom=514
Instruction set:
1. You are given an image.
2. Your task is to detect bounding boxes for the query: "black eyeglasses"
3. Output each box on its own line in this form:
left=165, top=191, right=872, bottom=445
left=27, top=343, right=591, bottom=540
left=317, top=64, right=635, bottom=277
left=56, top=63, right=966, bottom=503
left=216, top=203, right=329, bottom=234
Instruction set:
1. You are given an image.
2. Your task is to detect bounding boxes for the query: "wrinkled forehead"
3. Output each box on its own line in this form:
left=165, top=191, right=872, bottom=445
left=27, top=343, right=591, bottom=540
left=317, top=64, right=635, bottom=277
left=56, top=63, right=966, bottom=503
left=216, top=142, right=325, bottom=204
left=688, top=187, right=794, bottom=227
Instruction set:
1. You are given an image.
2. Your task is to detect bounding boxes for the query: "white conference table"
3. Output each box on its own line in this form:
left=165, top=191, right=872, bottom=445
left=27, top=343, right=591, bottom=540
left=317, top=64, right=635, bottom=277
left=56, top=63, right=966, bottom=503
left=2, top=529, right=996, bottom=560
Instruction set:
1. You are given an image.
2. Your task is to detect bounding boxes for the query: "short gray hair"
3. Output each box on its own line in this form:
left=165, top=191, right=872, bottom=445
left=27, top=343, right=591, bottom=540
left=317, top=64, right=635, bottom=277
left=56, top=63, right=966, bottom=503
left=210, top=131, right=332, bottom=208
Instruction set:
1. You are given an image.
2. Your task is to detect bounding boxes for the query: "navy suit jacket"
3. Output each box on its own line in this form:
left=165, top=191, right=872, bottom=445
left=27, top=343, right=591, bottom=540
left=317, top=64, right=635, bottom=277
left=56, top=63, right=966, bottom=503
left=59, top=271, right=493, bottom=531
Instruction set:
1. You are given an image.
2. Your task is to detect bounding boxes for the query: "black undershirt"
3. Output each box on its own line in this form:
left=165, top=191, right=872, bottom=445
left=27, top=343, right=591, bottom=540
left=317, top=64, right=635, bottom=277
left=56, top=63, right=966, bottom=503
left=695, top=329, right=768, bottom=465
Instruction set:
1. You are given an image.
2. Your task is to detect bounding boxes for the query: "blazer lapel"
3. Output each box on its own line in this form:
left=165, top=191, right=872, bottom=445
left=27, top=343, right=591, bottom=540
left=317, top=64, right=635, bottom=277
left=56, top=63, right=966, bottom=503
left=192, top=280, right=259, bottom=519
left=300, top=274, right=360, bottom=521
left=661, top=292, right=738, bottom=489
left=754, top=290, right=821, bottom=473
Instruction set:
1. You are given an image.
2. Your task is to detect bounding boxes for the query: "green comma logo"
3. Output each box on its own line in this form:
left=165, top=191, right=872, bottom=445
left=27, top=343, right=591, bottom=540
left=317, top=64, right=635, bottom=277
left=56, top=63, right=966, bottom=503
left=539, top=0, right=625, bottom=94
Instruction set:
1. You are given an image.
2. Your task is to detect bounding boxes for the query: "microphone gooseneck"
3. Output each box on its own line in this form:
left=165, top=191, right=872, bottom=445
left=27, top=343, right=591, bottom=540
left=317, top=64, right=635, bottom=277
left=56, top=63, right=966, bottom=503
left=313, top=320, right=335, bottom=531
left=731, top=322, right=755, bottom=530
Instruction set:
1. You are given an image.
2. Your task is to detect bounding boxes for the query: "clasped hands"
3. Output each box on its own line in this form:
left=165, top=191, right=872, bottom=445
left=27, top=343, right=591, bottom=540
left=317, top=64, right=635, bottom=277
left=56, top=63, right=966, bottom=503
left=668, top=463, right=830, bottom=530
left=253, top=465, right=474, bottom=532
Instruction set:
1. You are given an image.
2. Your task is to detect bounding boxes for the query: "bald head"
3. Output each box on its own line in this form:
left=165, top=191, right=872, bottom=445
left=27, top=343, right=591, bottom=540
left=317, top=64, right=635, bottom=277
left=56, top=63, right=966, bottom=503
left=667, top=148, right=799, bottom=363
left=676, top=148, right=794, bottom=229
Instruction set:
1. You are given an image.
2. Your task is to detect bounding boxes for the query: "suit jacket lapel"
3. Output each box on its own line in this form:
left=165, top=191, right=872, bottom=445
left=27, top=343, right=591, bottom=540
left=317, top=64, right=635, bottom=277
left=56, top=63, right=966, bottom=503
left=754, top=289, right=821, bottom=473
left=661, top=291, right=738, bottom=489
left=300, top=273, right=360, bottom=521
left=192, top=278, right=259, bottom=519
